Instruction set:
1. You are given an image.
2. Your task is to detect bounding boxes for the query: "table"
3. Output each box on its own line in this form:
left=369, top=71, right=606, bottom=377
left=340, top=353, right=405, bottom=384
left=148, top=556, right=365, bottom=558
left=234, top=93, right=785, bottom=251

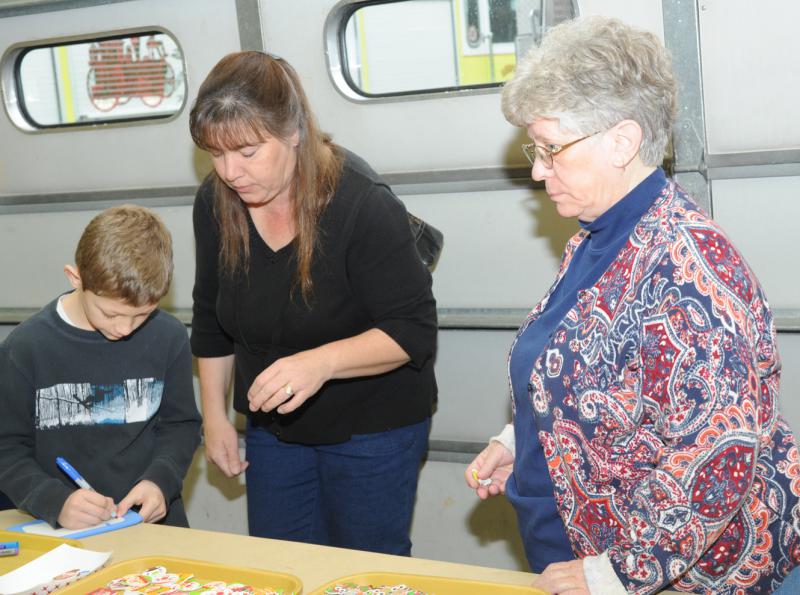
left=0, top=510, right=682, bottom=594
left=0, top=510, right=539, bottom=592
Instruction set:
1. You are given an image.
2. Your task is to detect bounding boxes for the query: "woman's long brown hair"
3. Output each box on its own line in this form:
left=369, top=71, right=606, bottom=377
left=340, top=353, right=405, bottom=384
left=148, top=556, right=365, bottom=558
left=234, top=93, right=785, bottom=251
left=189, top=51, right=343, bottom=302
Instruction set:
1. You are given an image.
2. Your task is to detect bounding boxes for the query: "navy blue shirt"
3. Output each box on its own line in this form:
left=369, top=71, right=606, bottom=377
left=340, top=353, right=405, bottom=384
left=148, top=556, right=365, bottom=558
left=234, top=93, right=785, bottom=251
left=506, top=168, right=667, bottom=572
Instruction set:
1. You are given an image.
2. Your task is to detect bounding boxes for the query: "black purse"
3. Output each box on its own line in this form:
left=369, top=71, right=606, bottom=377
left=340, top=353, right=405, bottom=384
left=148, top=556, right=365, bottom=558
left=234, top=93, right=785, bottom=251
left=408, top=212, right=444, bottom=271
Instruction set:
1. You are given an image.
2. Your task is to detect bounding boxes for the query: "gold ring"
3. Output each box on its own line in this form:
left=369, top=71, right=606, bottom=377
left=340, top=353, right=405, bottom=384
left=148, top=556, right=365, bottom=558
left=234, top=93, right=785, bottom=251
left=284, top=383, right=294, bottom=397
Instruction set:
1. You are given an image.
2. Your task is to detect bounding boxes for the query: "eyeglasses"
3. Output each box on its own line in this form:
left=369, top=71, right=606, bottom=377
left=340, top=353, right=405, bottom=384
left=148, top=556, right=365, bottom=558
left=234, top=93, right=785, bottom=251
left=522, top=131, right=601, bottom=168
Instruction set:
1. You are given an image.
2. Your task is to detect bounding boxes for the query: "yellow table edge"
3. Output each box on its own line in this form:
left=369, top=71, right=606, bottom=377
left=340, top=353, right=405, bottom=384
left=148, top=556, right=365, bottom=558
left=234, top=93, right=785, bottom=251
left=307, top=571, right=546, bottom=594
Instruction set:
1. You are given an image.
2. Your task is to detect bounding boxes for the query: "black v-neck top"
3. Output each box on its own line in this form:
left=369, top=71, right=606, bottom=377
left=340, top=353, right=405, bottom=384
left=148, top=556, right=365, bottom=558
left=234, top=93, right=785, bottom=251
left=191, top=149, right=437, bottom=444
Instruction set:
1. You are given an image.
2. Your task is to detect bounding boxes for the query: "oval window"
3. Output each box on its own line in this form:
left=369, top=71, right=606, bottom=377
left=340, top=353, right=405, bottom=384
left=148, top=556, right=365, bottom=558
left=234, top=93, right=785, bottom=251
left=329, top=0, right=578, bottom=99
left=5, top=30, right=187, bottom=129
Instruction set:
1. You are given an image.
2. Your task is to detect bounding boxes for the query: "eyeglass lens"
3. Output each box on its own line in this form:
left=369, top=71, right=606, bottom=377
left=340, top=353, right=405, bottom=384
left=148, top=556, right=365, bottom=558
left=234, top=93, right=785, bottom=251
left=522, top=144, right=552, bottom=167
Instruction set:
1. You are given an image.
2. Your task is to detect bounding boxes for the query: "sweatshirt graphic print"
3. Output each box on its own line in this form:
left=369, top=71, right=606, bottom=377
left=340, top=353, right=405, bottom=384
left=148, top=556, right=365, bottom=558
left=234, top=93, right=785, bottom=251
left=36, top=378, right=163, bottom=428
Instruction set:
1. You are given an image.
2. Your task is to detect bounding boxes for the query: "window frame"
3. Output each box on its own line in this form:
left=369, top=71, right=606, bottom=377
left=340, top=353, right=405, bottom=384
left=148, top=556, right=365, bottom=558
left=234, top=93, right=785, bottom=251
left=324, top=0, right=505, bottom=103
left=1, top=26, right=188, bottom=133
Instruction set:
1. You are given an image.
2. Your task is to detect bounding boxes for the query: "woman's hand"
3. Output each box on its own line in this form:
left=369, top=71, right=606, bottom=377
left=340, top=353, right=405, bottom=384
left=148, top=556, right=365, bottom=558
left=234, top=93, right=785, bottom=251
left=247, top=330, right=409, bottom=415
left=532, top=560, right=590, bottom=595
left=465, top=441, right=514, bottom=499
left=247, top=348, right=332, bottom=415
left=203, top=414, right=248, bottom=477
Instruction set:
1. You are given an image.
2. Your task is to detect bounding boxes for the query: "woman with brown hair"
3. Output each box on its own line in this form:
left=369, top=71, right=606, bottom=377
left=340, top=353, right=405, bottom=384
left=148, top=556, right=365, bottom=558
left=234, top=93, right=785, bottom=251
left=189, top=52, right=437, bottom=555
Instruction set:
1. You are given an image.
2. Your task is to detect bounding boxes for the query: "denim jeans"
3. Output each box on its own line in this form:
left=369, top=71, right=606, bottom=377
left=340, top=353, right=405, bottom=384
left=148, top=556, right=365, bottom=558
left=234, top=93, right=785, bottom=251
left=773, top=564, right=800, bottom=594
left=245, top=417, right=430, bottom=556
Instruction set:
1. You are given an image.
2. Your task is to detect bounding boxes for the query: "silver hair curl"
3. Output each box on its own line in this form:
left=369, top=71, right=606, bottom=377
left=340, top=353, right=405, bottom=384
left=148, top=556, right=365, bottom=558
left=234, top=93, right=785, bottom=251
left=501, top=16, right=677, bottom=166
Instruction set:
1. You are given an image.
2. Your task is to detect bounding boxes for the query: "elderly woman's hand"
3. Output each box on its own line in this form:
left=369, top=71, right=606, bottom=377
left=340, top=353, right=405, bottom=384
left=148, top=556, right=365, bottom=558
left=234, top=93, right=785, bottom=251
left=247, top=348, right=333, bottom=415
left=532, top=560, right=590, bottom=595
left=465, top=441, right=514, bottom=499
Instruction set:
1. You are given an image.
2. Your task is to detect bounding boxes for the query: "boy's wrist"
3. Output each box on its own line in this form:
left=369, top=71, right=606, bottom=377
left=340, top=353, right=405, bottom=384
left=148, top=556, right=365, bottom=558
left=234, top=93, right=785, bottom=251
left=138, top=466, right=178, bottom=506
left=28, top=479, right=74, bottom=529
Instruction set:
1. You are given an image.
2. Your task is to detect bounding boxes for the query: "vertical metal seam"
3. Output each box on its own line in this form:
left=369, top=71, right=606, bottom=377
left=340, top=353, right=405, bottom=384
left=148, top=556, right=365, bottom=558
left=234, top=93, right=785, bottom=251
left=661, top=0, right=712, bottom=215
left=235, top=0, right=265, bottom=53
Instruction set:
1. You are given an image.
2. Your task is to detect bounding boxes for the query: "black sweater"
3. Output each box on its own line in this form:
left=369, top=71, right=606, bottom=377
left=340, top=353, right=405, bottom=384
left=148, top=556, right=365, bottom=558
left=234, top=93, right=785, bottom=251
left=0, top=300, right=201, bottom=527
left=191, top=149, right=437, bottom=444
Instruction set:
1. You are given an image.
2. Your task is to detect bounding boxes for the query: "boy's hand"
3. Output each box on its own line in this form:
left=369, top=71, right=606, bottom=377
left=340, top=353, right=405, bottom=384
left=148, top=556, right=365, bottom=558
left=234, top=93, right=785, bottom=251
left=204, top=416, right=249, bottom=477
left=465, top=441, right=514, bottom=500
left=117, top=480, right=166, bottom=523
left=58, top=488, right=116, bottom=529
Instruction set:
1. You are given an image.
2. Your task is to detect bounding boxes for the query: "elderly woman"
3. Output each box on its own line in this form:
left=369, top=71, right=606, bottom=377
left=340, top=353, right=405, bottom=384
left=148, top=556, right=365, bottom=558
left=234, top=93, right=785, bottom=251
left=189, top=52, right=437, bottom=554
left=466, top=16, right=800, bottom=594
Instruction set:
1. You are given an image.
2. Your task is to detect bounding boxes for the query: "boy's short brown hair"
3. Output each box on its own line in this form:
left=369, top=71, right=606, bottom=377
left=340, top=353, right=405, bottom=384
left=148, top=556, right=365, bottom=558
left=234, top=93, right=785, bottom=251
left=75, top=204, right=173, bottom=306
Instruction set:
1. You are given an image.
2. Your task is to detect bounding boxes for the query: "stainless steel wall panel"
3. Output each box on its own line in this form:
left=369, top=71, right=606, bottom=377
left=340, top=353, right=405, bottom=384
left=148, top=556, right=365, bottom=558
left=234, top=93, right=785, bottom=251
left=698, top=0, right=800, bottom=155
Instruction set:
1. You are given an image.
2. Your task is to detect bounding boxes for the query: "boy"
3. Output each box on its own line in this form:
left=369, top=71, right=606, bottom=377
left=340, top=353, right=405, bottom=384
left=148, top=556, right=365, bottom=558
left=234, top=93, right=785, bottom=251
left=0, top=205, right=201, bottom=529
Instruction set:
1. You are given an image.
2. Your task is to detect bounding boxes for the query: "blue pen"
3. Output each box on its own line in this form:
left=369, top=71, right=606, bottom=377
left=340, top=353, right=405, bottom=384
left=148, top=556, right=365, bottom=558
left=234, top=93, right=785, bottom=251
left=56, top=457, right=94, bottom=491
left=56, top=457, right=117, bottom=517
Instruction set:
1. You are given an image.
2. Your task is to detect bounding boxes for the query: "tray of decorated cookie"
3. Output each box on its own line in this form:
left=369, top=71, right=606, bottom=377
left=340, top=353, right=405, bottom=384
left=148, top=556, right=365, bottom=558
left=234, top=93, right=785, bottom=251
left=308, top=572, right=545, bottom=594
left=55, top=556, right=302, bottom=594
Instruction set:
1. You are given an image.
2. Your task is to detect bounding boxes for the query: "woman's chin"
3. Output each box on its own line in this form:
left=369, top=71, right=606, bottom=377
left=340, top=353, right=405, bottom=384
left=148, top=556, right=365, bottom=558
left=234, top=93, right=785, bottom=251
left=553, top=202, right=580, bottom=219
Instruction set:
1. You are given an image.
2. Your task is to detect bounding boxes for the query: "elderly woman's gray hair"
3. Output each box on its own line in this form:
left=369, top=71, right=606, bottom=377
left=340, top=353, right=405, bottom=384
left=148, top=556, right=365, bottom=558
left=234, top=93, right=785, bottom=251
left=502, top=16, right=677, bottom=166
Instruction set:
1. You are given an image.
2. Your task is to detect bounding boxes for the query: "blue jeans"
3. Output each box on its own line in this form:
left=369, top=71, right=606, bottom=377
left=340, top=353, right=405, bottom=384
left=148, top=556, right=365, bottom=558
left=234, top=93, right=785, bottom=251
left=245, top=418, right=430, bottom=556
left=774, top=564, right=800, bottom=594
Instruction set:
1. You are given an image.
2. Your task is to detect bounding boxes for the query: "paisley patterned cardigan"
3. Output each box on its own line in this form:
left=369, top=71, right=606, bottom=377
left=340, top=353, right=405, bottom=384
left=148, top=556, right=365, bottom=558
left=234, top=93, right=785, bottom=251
left=519, top=180, right=800, bottom=593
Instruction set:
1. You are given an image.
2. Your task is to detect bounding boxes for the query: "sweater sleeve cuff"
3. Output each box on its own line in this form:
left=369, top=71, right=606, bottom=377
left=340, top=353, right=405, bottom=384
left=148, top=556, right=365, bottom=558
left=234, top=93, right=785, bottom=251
left=140, top=459, right=183, bottom=504
left=583, top=553, right=628, bottom=595
left=375, top=318, right=436, bottom=369
left=490, top=423, right=515, bottom=458
left=26, top=480, right=74, bottom=528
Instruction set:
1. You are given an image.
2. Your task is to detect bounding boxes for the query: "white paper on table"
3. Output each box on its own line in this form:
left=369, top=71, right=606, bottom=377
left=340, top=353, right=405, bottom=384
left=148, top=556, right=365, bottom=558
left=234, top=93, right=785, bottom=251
left=0, top=544, right=111, bottom=595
